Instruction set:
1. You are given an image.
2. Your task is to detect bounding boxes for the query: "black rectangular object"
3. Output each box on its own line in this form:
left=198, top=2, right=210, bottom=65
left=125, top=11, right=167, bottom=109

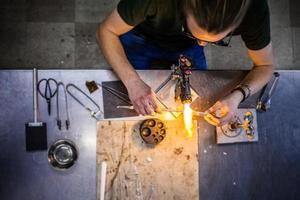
left=102, top=81, right=138, bottom=119
left=25, top=123, right=47, bottom=151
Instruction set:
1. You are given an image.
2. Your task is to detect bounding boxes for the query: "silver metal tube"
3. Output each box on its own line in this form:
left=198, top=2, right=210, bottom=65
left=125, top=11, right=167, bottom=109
left=33, top=68, right=38, bottom=123
left=267, top=73, right=280, bottom=98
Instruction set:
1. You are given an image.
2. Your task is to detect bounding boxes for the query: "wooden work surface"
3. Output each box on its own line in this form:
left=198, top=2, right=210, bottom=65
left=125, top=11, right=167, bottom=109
left=97, top=120, right=198, bottom=200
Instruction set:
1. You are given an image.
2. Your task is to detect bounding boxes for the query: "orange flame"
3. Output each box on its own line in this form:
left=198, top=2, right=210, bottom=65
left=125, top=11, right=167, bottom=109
left=183, top=104, right=193, bottom=137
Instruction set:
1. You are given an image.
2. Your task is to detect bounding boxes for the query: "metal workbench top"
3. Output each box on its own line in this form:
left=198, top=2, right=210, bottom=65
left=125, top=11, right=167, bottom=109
left=0, top=70, right=299, bottom=200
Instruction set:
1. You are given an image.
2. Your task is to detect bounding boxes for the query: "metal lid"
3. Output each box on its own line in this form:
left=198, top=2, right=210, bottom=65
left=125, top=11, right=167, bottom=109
left=48, top=139, right=78, bottom=170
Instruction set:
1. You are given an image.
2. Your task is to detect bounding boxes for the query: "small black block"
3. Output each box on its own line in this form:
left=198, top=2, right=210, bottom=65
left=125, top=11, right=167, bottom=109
left=25, top=123, right=47, bottom=151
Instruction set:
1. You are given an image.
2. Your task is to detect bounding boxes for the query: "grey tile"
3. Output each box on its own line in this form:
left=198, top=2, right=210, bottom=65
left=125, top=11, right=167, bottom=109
left=205, top=36, right=252, bottom=70
left=0, top=0, right=26, bottom=22
left=289, top=0, right=300, bottom=27
left=75, top=0, right=118, bottom=23
left=292, top=28, right=300, bottom=68
left=0, top=23, right=27, bottom=68
left=25, top=22, right=75, bottom=68
left=271, top=27, right=294, bottom=69
left=268, top=0, right=290, bottom=28
left=26, top=0, right=75, bottom=22
left=75, top=22, right=110, bottom=69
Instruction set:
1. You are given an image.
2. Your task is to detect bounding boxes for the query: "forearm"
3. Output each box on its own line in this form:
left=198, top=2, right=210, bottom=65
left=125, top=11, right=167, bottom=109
left=205, top=64, right=274, bottom=126
left=96, top=24, right=140, bottom=86
left=239, top=64, right=274, bottom=95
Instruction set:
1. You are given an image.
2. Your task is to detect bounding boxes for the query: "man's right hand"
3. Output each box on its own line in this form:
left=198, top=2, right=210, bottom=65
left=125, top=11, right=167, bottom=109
left=97, top=8, right=160, bottom=116
left=126, top=78, right=160, bottom=116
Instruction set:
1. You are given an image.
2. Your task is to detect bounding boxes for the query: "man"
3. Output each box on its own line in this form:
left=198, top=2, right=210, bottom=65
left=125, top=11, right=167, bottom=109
left=96, top=0, right=274, bottom=126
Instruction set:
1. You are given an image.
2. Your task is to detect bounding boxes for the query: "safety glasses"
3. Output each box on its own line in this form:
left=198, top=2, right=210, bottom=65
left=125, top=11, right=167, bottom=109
left=181, top=23, right=233, bottom=47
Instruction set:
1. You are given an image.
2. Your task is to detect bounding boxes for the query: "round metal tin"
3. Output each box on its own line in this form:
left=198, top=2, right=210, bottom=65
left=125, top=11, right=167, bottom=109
left=48, top=139, right=78, bottom=170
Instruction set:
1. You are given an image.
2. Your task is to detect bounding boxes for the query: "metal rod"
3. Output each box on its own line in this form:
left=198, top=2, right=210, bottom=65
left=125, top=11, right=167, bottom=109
left=267, top=72, right=280, bottom=98
left=33, top=68, right=38, bottom=123
left=116, top=105, right=207, bottom=116
left=117, top=105, right=182, bottom=112
left=154, top=74, right=172, bottom=93
left=56, top=83, right=60, bottom=122
left=96, top=83, right=132, bottom=105
left=193, top=111, right=208, bottom=117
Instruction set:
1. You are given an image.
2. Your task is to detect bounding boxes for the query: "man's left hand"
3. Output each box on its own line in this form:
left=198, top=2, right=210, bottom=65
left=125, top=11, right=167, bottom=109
left=204, top=91, right=243, bottom=126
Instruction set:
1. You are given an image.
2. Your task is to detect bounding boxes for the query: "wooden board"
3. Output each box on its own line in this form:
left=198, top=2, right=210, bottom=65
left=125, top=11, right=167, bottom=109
left=97, top=120, right=199, bottom=200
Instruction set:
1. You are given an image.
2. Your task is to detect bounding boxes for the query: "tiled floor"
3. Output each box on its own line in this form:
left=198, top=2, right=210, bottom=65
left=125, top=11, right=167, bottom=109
left=290, top=0, right=300, bottom=27
left=25, top=22, right=75, bottom=68
left=75, top=22, right=109, bottom=69
left=292, top=28, right=300, bottom=66
left=0, top=0, right=299, bottom=69
left=26, top=0, right=75, bottom=22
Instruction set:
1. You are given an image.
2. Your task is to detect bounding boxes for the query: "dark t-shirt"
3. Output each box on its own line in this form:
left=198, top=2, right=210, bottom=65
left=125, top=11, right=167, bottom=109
left=117, top=0, right=271, bottom=51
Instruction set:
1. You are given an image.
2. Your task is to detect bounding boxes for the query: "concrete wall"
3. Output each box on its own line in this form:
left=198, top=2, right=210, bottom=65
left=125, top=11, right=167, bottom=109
left=0, top=0, right=299, bottom=69
left=206, top=0, right=300, bottom=70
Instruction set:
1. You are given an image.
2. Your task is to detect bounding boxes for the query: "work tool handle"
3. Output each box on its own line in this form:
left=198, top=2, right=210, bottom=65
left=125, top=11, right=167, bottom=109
left=267, top=72, right=280, bottom=98
left=47, top=100, right=51, bottom=115
left=33, top=68, right=38, bottom=123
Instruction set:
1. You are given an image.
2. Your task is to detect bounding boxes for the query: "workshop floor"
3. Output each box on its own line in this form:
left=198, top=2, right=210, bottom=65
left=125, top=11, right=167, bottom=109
left=0, top=0, right=299, bottom=70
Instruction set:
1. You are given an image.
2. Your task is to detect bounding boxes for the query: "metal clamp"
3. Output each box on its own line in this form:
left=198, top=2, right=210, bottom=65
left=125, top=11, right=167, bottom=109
left=66, top=83, right=103, bottom=120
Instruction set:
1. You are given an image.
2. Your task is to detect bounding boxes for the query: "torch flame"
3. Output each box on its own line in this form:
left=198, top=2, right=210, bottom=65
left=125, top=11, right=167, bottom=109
left=183, top=104, right=193, bottom=137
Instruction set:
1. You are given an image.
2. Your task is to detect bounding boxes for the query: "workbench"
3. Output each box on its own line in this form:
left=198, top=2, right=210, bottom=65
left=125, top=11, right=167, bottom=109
left=0, top=70, right=299, bottom=200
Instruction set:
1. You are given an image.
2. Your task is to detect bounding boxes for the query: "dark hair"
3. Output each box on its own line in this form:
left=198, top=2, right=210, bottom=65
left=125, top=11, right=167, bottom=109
left=184, top=0, right=250, bottom=33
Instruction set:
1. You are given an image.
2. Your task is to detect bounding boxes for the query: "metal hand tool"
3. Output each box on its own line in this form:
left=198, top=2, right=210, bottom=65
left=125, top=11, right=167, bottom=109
left=37, top=78, right=58, bottom=116
left=25, top=68, right=47, bottom=151
left=66, top=83, right=103, bottom=120
left=86, top=80, right=132, bottom=105
left=99, top=82, right=132, bottom=105
left=155, top=55, right=193, bottom=104
left=256, top=72, right=280, bottom=112
left=56, top=82, right=70, bottom=130
left=177, top=55, right=193, bottom=104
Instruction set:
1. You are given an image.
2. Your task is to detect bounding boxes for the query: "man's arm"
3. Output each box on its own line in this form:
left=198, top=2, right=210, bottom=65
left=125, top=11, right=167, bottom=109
left=96, top=9, right=159, bottom=115
left=205, top=43, right=274, bottom=126
left=241, top=42, right=274, bottom=94
left=229, top=42, right=274, bottom=104
left=97, top=9, right=136, bottom=84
